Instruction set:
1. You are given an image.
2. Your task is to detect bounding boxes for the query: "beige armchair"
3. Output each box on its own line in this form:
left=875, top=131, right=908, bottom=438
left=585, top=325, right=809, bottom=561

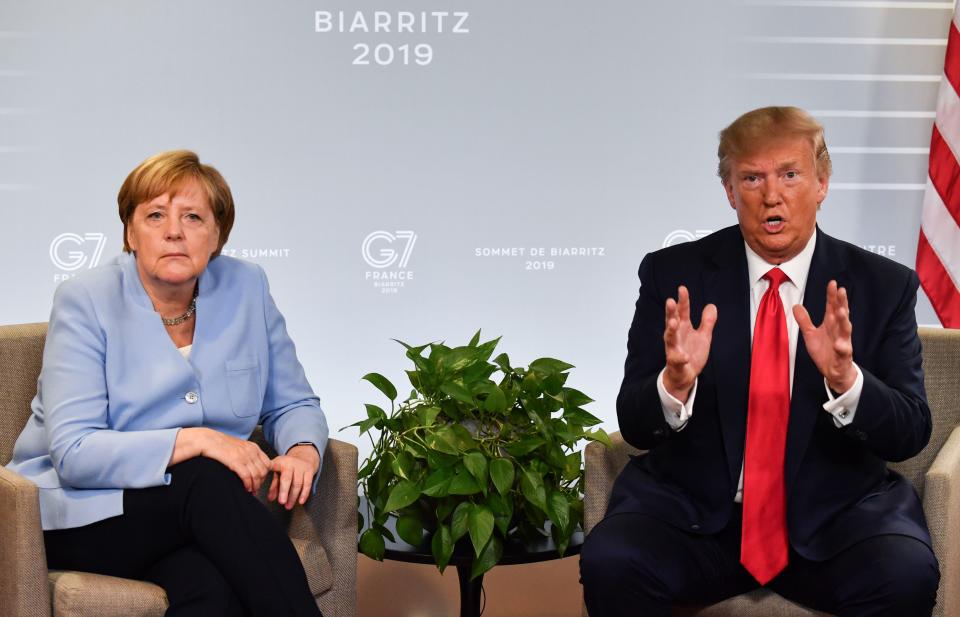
left=583, top=327, right=960, bottom=617
left=0, top=322, right=359, bottom=617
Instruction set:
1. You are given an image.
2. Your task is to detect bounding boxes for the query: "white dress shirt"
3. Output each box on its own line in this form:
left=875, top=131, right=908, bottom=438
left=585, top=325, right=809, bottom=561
left=656, top=230, right=864, bottom=502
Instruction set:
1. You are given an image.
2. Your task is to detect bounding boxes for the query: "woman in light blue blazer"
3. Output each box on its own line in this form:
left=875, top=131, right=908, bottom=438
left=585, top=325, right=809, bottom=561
left=7, top=150, right=328, bottom=617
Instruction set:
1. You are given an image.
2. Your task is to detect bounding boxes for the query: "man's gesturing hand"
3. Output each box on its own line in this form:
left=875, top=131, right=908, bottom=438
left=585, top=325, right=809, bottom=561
left=793, top=280, right=857, bottom=393
left=663, top=285, right=718, bottom=403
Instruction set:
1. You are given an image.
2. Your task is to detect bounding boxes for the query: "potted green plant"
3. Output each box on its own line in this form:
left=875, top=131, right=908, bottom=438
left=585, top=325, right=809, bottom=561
left=350, top=331, right=610, bottom=579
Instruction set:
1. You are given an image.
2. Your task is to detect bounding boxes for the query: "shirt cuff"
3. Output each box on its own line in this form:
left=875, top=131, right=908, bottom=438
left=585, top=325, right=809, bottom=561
left=657, top=368, right=697, bottom=431
left=822, top=363, right=864, bottom=427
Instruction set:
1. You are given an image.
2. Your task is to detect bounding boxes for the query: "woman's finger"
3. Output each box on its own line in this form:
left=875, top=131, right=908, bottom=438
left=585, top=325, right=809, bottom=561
left=287, top=472, right=304, bottom=510
left=278, top=464, right=293, bottom=505
left=268, top=472, right=279, bottom=502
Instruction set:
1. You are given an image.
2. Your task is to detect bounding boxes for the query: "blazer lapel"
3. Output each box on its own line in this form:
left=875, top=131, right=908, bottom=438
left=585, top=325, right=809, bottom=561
left=785, top=228, right=850, bottom=491
left=704, top=229, right=753, bottom=492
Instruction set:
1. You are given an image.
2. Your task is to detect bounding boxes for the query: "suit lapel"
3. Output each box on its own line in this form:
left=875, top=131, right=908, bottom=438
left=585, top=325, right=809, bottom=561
left=785, top=228, right=850, bottom=491
left=704, top=229, right=753, bottom=492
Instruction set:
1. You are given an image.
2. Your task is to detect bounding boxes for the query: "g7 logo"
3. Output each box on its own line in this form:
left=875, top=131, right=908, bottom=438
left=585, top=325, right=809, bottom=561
left=362, top=231, right=417, bottom=269
left=662, top=229, right=712, bottom=248
left=49, top=233, right=107, bottom=271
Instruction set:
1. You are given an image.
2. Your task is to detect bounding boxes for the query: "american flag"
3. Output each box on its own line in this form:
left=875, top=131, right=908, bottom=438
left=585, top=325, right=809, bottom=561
left=918, top=4, right=960, bottom=328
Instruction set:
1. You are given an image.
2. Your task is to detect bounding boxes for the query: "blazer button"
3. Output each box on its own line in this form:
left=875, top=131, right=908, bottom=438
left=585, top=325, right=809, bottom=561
left=653, top=429, right=664, bottom=437
left=690, top=524, right=700, bottom=531
left=185, top=391, right=199, bottom=404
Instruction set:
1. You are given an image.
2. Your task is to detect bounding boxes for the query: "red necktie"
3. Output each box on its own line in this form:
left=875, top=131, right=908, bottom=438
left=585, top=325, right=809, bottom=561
left=741, top=267, right=791, bottom=585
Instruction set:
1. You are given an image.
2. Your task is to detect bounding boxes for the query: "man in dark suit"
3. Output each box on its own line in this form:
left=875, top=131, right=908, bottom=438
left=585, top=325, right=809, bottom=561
left=580, top=107, right=939, bottom=616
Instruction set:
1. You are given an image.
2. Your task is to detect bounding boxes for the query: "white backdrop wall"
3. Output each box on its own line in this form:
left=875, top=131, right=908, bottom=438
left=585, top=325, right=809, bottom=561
left=1, top=0, right=950, bottom=461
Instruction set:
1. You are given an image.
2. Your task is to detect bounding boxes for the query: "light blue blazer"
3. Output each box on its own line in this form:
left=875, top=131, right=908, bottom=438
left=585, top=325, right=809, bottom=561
left=7, top=252, right=329, bottom=530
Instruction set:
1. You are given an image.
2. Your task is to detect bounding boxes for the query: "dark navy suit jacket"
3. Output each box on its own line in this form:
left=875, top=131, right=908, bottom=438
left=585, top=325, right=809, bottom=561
left=609, top=224, right=932, bottom=560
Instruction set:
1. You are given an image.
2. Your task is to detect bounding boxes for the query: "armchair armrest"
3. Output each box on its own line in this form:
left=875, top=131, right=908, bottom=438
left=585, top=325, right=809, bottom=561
left=290, top=438, right=358, bottom=617
left=0, top=465, right=52, bottom=617
left=583, top=431, right=641, bottom=534
left=924, top=425, right=960, bottom=617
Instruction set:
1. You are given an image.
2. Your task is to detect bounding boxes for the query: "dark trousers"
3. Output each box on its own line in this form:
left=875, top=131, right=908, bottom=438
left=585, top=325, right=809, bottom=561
left=580, top=508, right=939, bottom=617
left=44, top=457, right=323, bottom=617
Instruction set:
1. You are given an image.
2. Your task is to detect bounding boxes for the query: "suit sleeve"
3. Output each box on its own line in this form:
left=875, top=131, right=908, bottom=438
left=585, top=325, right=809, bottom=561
left=844, top=269, right=931, bottom=462
left=617, top=252, right=680, bottom=450
left=255, top=267, right=330, bottom=490
left=43, top=281, right=179, bottom=489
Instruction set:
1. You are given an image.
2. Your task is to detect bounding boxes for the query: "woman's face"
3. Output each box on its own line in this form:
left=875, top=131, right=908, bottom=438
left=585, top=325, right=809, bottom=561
left=126, top=179, right=220, bottom=292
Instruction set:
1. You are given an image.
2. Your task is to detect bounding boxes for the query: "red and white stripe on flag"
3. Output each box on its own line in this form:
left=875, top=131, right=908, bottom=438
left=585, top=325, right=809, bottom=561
left=919, top=5, right=960, bottom=328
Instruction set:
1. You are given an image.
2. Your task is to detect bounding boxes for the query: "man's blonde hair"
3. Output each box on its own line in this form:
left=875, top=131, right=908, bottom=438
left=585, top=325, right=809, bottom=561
left=717, top=106, right=832, bottom=182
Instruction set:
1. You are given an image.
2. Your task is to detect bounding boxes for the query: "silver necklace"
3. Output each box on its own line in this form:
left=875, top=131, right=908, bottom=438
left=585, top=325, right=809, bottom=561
left=161, top=290, right=198, bottom=326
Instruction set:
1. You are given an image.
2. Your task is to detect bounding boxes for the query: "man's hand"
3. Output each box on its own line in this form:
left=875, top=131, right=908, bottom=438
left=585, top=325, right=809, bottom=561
left=793, top=280, right=857, bottom=393
left=267, top=444, right=321, bottom=509
left=663, top=285, right=718, bottom=403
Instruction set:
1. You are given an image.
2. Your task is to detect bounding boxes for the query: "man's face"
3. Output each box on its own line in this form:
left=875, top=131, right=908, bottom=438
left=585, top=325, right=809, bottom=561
left=723, top=137, right=828, bottom=264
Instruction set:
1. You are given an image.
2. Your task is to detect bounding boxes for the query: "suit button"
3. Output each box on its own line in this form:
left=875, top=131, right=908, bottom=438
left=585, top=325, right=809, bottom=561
left=653, top=429, right=664, bottom=437
left=691, top=524, right=700, bottom=531
left=185, top=391, right=199, bottom=404
left=856, top=429, right=867, bottom=441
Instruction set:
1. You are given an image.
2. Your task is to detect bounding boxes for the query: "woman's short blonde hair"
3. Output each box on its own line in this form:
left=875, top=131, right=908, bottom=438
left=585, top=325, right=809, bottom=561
left=717, top=106, right=832, bottom=182
left=118, top=150, right=235, bottom=255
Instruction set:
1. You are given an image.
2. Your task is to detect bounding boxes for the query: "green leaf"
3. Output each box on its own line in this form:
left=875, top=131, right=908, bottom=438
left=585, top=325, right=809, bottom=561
left=425, top=426, right=460, bottom=455
left=562, top=387, right=594, bottom=409
left=442, top=347, right=477, bottom=373
left=492, top=352, right=512, bottom=373
left=365, top=403, right=388, bottom=421
left=359, top=529, right=385, bottom=561
left=440, top=382, right=475, bottom=405
left=404, top=440, right=429, bottom=459
left=390, top=451, right=415, bottom=480
left=422, top=467, right=455, bottom=497
left=396, top=514, right=424, bottom=547
left=504, top=437, right=546, bottom=457
left=436, top=497, right=456, bottom=523
left=468, top=329, right=482, bottom=347
left=563, top=407, right=602, bottom=427
left=489, top=458, right=515, bottom=495
left=384, top=480, right=421, bottom=512
left=587, top=428, right=613, bottom=448
left=481, top=385, right=507, bottom=413
left=487, top=492, right=514, bottom=536
left=543, top=372, right=564, bottom=396
left=468, top=504, right=495, bottom=557
left=475, top=337, right=501, bottom=362
left=426, top=449, right=458, bottom=470
left=416, top=405, right=441, bottom=427
left=463, top=452, right=489, bottom=487
left=362, top=373, right=397, bottom=401
left=358, top=457, right=376, bottom=480
left=357, top=417, right=378, bottom=435
left=545, top=444, right=567, bottom=470
left=520, top=468, right=547, bottom=512
left=449, top=466, right=482, bottom=495
left=529, top=357, right=575, bottom=375
left=551, top=520, right=570, bottom=557
left=431, top=524, right=454, bottom=573
left=470, top=535, right=503, bottom=579
left=449, top=424, right=478, bottom=451
left=526, top=407, right=553, bottom=440
left=450, top=501, right=471, bottom=541
left=563, top=451, right=581, bottom=481
left=546, top=491, right=571, bottom=533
